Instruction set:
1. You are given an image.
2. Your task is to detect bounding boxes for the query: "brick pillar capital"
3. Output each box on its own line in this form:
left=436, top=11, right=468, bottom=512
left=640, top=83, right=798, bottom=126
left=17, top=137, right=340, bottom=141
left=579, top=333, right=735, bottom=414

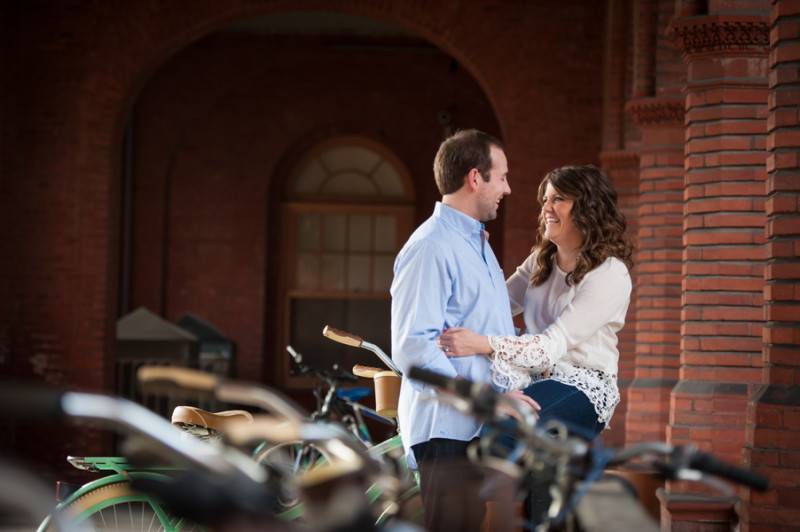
left=625, top=96, right=685, bottom=128
left=669, top=15, right=770, bottom=58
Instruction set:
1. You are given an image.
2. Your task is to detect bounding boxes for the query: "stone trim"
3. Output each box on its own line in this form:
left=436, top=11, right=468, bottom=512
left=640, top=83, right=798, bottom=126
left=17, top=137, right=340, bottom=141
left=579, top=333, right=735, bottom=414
left=625, top=97, right=684, bottom=127
left=673, top=380, right=748, bottom=396
left=629, top=378, right=679, bottom=389
left=753, top=383, right=800, bottom=406
left=670, top=16, right=769, bottom=56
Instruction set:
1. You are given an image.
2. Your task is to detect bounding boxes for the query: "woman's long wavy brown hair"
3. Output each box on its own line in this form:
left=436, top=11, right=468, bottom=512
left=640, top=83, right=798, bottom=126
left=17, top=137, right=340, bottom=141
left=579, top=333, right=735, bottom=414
left=531, top=165, right=634, bottom=287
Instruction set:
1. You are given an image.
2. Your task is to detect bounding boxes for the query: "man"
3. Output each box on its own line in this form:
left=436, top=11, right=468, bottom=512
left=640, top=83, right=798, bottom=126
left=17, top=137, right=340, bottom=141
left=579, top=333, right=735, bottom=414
left=390, top=129, right=527, bottom=530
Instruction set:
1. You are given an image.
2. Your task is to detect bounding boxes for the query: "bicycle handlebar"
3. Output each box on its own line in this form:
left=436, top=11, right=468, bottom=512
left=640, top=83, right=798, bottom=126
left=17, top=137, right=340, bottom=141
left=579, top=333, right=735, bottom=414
left=0, top=382, right=267, bottom=485
left=408, top=367, right=770, bottom=493
left=322, top=325, right=402, bottom=375
left=137, top=366, right=219, bottom=392
left=408, top=367, right=554, bottom=451
left=322, top=325, right=363, bottom=348
left=136, top=365, right=308, bottom=421
left=1, top=381, right=66, bottom=420
left=687, top=449, right=768, bottom=491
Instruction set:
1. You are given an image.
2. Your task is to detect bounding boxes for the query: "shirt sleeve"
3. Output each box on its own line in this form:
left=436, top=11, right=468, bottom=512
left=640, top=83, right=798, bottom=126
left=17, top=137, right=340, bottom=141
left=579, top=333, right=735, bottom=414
left=506, top=252, right=535, bottom=317
left=489, top=259, right=632, bottom=377
left=390, top=239, right=457, bottom=389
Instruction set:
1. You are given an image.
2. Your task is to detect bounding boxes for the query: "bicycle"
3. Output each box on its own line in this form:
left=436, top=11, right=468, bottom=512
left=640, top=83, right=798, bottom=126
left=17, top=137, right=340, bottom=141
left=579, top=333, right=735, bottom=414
left=134, top=364, right=422, bottom=531
left=406, top=366, right=769, bottom=532
left=0, top=381, right=273, bottom=532
left=245, top=326, right=420, bottom=524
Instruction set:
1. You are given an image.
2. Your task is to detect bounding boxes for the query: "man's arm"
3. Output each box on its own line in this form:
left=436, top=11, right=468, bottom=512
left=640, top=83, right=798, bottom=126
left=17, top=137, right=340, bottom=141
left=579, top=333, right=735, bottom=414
left=390, top=239, right=457, bottom=388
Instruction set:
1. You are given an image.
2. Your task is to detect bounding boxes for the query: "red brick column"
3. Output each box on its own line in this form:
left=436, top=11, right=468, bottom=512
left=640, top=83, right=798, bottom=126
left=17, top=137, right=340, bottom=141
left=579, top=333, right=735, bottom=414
left=663, top=11, right=770, bottom=531
left=623, top=0, right=686, bottom=446
left=669, top=12, right=769, bottom=461
left=624, top=100, right=684, bottom=444
left=741, top=1, right=800, bottom=530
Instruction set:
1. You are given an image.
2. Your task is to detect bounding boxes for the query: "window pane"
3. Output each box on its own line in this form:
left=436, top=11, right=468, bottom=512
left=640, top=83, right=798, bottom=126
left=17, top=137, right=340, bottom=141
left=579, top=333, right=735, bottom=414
left=348, top=254, right=371, bottom=292
left=296, top=253, right=319, bottom=289
left=374, top=216, right=396, bottom=252
left=293, top=158, right=328, bottom=194
left=322, top=172, right=378, bottom=196
left=372, top=161, right=405, bottom=197
left=290, top=298, right=391, bottom=373
left=320, top=146, right=380, bottom=174
left=373, top=255, right=395, bottom=292
left=297, top=213, right=320, bottom=252
left=322, top=214, right=346, bottom=252
left=321, top=253, right=345, bottom=291
left=348, top=215, right=371, bottom=252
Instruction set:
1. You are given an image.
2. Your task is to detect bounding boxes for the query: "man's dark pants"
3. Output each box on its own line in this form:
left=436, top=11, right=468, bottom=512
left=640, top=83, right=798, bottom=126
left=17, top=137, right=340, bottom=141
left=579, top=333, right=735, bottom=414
left=411, top=438, right=486, bottom=532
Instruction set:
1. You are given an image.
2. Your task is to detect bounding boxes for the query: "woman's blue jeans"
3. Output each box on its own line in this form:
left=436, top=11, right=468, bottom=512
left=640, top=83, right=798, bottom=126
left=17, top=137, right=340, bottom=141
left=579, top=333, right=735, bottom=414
left=483, top=379, right=605, bottom=528
left=523, top=379, right=605, bottom=436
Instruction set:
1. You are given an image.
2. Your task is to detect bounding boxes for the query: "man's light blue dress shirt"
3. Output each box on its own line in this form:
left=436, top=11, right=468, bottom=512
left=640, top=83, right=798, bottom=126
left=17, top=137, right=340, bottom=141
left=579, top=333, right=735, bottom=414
left=390, top=202, right=516, bottom=467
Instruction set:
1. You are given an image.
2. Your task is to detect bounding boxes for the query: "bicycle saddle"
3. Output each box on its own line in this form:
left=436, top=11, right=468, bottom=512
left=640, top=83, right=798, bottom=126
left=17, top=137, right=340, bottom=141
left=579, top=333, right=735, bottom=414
left=171, top=406, right=253, bottom=432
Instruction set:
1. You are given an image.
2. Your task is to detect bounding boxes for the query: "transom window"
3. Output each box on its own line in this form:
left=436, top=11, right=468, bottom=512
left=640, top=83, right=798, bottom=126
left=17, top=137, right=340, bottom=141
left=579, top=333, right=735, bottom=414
left=280, top=138, right=413, bottom=385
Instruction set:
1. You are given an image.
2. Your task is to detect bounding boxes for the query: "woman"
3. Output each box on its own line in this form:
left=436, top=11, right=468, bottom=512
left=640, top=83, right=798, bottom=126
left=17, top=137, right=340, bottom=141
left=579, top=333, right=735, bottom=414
left=438, top=164, right=633, bottom=437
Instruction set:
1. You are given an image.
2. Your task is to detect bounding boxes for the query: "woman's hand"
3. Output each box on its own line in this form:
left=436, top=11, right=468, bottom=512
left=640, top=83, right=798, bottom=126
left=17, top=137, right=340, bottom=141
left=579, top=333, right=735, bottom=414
left=437, top=327, right=493, bottom=357
left=499, top=389, right=541, bottom=421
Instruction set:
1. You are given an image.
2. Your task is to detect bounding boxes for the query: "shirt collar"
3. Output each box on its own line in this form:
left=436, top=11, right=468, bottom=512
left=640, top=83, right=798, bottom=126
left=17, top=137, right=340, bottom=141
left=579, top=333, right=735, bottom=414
left=434, top=201, right=485, bottom=238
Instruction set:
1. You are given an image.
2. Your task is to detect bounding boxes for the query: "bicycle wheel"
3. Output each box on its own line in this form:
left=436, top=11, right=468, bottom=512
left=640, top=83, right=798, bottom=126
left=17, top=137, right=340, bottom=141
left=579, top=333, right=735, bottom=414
left=43, top=481, right=203, bottom=532
left=254, top=441, right=331, bottom=511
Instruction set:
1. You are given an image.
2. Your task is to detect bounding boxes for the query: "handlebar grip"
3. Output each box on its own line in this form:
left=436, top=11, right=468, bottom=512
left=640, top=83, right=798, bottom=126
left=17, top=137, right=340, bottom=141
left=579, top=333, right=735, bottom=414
left=137, top=366, right=219, bottom=392
left=408, top=366, right=473, bottom=397
left=226, top=416, right=300, bottom=445
left=322, top=325, right=363, bottom=348
left=352, top=365, right=382, bottom=379
left=408, top=366, right=451, bottom=388
left=689, top=452, right=769, bottom=491
left=0, top=381, right=64, bottom=418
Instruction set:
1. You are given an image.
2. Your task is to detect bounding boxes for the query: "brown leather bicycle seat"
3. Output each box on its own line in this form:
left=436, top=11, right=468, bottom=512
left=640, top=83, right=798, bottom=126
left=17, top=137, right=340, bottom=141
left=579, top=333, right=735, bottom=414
left=171, top=406, right=254, bottom=432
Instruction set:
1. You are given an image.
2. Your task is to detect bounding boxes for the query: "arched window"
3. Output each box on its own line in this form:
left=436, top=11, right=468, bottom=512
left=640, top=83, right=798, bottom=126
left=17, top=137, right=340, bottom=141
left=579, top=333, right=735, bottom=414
left=280, top=137, right=414, bottom=385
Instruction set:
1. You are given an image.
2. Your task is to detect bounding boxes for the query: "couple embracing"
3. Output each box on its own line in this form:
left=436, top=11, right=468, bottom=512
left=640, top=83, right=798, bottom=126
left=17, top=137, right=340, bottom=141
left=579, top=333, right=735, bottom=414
left=390, top=129, right=633, bottom=530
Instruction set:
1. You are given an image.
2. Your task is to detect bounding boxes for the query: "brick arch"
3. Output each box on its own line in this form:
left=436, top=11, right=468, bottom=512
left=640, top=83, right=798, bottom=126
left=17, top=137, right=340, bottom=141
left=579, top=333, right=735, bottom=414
left=116, top=2, right=507, bottom=151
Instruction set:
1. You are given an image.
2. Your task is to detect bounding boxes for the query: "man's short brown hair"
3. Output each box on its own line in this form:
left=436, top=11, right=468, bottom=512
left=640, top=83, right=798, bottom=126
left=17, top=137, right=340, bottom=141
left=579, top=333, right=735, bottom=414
left=433, top=129, right=504, bottom=195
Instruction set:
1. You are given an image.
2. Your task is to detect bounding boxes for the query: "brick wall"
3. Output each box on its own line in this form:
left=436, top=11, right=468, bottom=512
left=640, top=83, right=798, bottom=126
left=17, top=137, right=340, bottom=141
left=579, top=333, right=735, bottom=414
left=741, top=1, right=800, bottom=530
left=0, top=0, right=604, bottom=473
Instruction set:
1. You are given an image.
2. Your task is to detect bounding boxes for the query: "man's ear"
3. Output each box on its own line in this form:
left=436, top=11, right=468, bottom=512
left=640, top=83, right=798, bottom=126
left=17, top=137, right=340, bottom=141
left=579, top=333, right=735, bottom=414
left=464, top=168, right=482, bottom=192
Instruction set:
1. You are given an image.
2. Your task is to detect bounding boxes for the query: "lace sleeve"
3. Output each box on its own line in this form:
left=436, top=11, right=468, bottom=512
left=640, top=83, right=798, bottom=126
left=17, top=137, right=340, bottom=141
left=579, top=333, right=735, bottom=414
left=487, top=333, right=557, bottom=390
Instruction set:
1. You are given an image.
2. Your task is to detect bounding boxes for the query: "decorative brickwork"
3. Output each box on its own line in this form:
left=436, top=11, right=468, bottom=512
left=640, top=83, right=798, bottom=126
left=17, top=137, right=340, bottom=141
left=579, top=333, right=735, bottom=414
left=670, top=17, right=770, bottom=56
left=626, top=97, right=684, bottom=127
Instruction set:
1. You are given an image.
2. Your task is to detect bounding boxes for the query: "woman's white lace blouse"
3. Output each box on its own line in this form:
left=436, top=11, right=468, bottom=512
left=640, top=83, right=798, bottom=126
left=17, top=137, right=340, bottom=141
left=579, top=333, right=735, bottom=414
left=488, top=255, right=631, bottom=424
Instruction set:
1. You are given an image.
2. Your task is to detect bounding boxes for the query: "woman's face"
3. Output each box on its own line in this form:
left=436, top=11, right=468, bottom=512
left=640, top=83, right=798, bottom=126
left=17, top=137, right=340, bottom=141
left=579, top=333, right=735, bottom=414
left=542, top=182, right=581, bottom=248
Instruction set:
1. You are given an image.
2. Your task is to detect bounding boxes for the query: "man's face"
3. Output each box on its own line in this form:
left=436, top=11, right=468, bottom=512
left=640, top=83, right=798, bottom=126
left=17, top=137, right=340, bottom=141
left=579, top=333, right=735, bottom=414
left=475, top=145, right=511, bottom=222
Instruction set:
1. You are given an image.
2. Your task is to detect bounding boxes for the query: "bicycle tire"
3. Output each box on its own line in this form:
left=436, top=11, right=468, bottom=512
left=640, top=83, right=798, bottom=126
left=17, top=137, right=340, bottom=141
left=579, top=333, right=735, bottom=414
left=254, top=440, right=332, bottom=512
left=41, top=481, right=203, bottom=532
